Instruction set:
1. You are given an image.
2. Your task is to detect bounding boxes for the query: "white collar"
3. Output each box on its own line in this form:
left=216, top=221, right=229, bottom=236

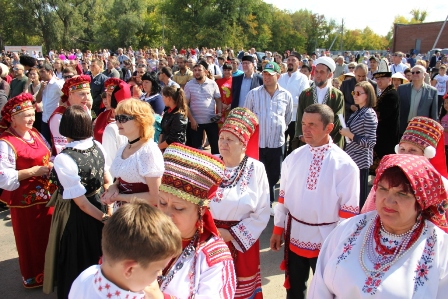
left=65, top=137, right=94, bottom=149
left=93, top=268, right=145, bottom=299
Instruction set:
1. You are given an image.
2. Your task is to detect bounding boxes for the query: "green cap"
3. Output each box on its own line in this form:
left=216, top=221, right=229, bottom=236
left=263, top=62, right=280, bottom=74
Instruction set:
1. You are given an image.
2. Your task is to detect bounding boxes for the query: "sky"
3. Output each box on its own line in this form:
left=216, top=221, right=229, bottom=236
left=263, top=1, right=448, bottom=36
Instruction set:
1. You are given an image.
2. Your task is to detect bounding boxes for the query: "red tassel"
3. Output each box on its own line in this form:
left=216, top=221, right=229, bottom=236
left=283, top=277, right=291, bottom=289
left=279, top=259, right=286, bottom=271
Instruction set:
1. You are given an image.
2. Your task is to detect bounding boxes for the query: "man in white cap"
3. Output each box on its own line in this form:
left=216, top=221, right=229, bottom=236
left=292, top=56, right=345, bottom=149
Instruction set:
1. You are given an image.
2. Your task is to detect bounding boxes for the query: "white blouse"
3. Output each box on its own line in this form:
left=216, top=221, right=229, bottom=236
left=109, top=140, right=164, bottom=183
left=101, top=122, right=127, bottom=167
left=308, top=212, right=448, bottom=299
left=49, top=113, right=67, bottom=155
left=0, top=132, right=51, bottom=191
left=210, top=157, right=270, bottom=252
left=53, top=138, right=109, bottom=199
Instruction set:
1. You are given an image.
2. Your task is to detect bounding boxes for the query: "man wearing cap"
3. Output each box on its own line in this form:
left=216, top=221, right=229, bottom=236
left=293, top=56, right=345, bottom=149
left=244, top=61, right=293, bottom=210
left=372, top=60, right=399, bottom=166
left=340, top=63, right=377, bottom=121
left=367, top=56, right=379, bottom=80
left=184, top=60, right=222, bottom=154
left=398, top=65, right=438, bottom=135
left=391, top=51, right=408, bottom=75
left=278, top=52, right=310, bottom=157
left=231, top=55, right=263, bottom=109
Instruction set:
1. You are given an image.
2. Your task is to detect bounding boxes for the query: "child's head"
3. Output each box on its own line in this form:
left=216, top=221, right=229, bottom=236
left=439, top=65, right=446, bottom=76
left=101, top=202, right=181, bottom=292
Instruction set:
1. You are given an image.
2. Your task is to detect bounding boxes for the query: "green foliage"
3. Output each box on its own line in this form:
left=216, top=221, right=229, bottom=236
left=1, top=0, right=388, bottom=54
left=386, top=9, right=429, bottom=47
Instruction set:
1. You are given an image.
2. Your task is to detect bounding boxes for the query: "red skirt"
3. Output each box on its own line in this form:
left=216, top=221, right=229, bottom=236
left=215, top=220, right=263, bottom=299
left=10, top=204, right=54, bottom=288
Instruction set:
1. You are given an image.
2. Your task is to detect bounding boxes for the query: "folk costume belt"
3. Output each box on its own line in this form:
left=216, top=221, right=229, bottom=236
left=288, top=213, right=337, bottom=226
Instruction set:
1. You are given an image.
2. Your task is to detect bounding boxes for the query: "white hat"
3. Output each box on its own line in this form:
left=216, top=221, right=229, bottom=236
left=0, top=63, right=8, bottom=78
left=315, top=56, right=336, bottom=73
left=391, top=72, right=409, bottom=83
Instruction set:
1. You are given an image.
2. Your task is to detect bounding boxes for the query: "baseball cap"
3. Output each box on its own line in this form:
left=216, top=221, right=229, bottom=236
left=263, top=62, right=280, bottom=74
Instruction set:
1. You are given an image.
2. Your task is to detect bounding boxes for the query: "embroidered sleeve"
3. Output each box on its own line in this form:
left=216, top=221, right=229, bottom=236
left=337, top=164, right=360, bottom=219
left=273, top=160, right=290, bottom=235
left=53, top=153, right=86, bottom=199
left=0, top=140, right=19, bottom=191
left=49, top=114, right=67, bottom=154
left=197, top=240, right=236, bottom=299
left=229, top=162, right=270, bottom=252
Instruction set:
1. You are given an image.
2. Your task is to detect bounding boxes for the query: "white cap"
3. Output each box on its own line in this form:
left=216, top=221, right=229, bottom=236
left=315, top=56, right=336, bottom=73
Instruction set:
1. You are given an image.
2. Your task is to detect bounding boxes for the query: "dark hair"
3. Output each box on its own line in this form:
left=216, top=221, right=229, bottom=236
left=303, top=103, right=334, bottom=127
left=222, top=62, right=232, bottom=70
left=62, top=66, right=75, bottom=75
left=440, top=97, right=448, bottom=119
left=404, top=68, right=411, bottom=74
left=39, top=63, right=53, bottom=72
left=141, top=71, right=161, bottom=95
left=301, top=64, right=312, bottom=72
left=354, top=81, right=377, bottom=108
left=162, top=86, right=188, bottom=115
left=160, top=66, right=173, bottom=78
left=59, top=105, right=93, bottom=140
left=101, top=92, right=107, bottom=99
left=378, top=166, right=413, bottom=194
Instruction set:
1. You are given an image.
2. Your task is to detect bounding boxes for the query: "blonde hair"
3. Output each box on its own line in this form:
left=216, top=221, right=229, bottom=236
left=102, top=202, right=181, bottom=267
left=115, top=99, right=155, bottom=142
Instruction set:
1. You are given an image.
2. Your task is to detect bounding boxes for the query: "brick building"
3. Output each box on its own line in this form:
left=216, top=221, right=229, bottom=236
left=393, top=21, right=448, bottom=54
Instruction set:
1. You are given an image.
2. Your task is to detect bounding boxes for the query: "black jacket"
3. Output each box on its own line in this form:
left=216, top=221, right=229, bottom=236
left=231, top=73, right=263, bottom=109
left=340, top=77, right=378, bottom=121
left=160, top=107, right=188, bottom=145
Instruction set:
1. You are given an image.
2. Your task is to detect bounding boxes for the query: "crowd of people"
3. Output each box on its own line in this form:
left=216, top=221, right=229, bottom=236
left=0, top=45, right=448, bottom=299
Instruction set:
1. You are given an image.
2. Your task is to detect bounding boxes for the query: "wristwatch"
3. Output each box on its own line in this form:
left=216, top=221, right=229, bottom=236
left=101, top=213, right=110, bottom=223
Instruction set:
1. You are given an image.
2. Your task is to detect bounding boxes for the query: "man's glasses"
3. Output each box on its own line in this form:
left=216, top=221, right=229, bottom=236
left=13, top=67, right=23, bottom=71
left=63, top=75, right=74, bottom=79
left=411, top=71, right=421, bottom=75
left=348, top=67, right=355, bottom=69
left=351, top=91, right=366, bottom=96
left=115, top=114, right=135, bottom=123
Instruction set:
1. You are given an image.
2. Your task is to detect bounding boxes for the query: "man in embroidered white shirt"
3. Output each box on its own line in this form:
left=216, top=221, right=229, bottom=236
left=270, top=104, right=359, bottom=299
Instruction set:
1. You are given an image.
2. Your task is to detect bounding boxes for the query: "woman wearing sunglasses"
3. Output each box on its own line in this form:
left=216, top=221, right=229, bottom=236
left=102, top=98, right=164, bottom=210
left=339, top=81, right=378, bottom=208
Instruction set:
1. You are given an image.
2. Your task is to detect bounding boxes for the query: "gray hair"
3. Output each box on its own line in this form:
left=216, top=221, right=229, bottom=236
left=354, top=63, right=368, bottom=73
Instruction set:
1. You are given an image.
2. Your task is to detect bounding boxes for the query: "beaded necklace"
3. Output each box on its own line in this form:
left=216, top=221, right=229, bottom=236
left=359, top=215, right=424, bottom=277
left=219, top=155, right=248, bottom=189
left=158, top=231, right=198, bottom=291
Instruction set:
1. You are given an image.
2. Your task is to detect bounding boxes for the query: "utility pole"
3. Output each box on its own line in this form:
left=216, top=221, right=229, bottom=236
left=339, top=19, right=344, bottom=52
left=162, top=13, right=165, bottom=48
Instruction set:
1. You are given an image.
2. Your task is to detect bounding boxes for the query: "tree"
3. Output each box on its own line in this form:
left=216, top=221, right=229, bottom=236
left=386, top=9, right=429, bottom=47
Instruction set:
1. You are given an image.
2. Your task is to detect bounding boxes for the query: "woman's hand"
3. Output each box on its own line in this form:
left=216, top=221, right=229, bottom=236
left=339, top=128, right=354, bottom=139
left=31, top=165, right=51, bottom=177
left=218, top=228, right=234, bottom=242
left=101, top=184, right=119, bottom=204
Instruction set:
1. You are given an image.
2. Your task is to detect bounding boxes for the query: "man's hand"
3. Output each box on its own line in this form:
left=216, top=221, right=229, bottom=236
left=270, top=233, right=283, bottom=251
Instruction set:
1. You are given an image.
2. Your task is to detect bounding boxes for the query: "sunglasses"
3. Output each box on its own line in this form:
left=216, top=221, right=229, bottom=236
left=411, top=71, right=421, bottom=75
left=115, top=114, right=135, bottom=123
left=348, top=67, right=355, bottom=69
left=351, top=91, right=366, bottom=96
left=63, top=75, right=74, bottom=79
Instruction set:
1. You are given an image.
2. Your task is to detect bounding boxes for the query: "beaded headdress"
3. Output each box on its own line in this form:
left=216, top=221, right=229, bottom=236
left=104, top=78, right=122, bottom=92
left=220, top=108, right=258, bottom=146
left=0, top=93, right=34, bottom=132
left=374, top=154, right=448, bottom=231
left=61, top=75, right=91, bottom=103
left=160, top=143, right=224, bottom=207
left=396, top=116, right=443, bottom=159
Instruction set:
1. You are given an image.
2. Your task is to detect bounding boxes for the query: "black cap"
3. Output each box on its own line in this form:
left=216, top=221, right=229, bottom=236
left=197, top=59, right=209, bottom=70
left=242, top=55, right=254, bottom=63
left=289, top=51, right=302, bottom=61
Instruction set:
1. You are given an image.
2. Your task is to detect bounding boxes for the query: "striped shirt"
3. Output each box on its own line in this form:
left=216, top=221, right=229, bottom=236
left=244, top=85, right=293, bottom=148
left=345, top=107, right=378, bottom=169
left=184, top=78, right=221, bottom=124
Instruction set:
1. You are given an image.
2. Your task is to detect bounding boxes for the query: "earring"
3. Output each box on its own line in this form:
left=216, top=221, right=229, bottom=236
left=196, top=207, right=204, bottom=234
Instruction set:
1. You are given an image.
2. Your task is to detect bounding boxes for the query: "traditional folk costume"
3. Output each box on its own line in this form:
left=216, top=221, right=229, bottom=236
left=158, top=143, right=236, bottom=299
left=68, top=265, right=145, bottom=299
left=294, top=57, right=345, bottom=149
left=216, top=68, right=233, bottom=127
left=362, top=117, right=448, bottom=217
left=210, top=108, right=270, bottom=299
left=49, top=75, right=92, bottom=155
left=0, top=94, right=56, bottom=288
left=109, top=140, right=164, bottom=210
left=93, top=78, right=130, bottom=143
left=371, top=59, right=399, bottom=174
left=273, top=136, right=359, bottom=297
left=43, top=138, right=108, bottom=299
left=309, top=155, right=448, bottom=299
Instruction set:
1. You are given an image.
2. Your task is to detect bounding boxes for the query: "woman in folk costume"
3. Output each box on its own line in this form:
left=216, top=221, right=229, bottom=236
left=43, top=106, right=113, bottom=299
left=49, top=75, right=92, bottom=155
left=156, top=143, right=236, bottom=299
left=309, top=154, right=448, bottom=299
left=210, top=107, right=270, bottom=299
left=93, top=77, right=130, bottom=144
left=362, top=116, right=448, bottom=215
left=0, top=93, right=56, bottom=288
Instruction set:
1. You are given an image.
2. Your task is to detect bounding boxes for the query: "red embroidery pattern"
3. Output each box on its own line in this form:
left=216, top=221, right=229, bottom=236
left=290, top=239, right=322, bottom=251
left=93, top=270, right=144, bottom=299
left=306, top=143, right=332, bottom=190
left=340, top=204, right=359, bottom=215
left=203, top=240, right=233, bottom=267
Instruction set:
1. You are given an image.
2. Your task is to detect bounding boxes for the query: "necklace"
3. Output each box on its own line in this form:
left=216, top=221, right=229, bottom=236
left=9, top=127, right=38, bottom=148
left=128, top=137, right=141, bottom=148
left=159, top=231, right=198, bottom=291
left=219, top=155, right=248, bottom=189
left=359, top=215, right=424, bottom=277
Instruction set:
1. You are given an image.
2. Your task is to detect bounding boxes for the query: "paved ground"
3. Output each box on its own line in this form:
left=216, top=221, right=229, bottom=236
left=0, top=204, right=290, bottom=298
